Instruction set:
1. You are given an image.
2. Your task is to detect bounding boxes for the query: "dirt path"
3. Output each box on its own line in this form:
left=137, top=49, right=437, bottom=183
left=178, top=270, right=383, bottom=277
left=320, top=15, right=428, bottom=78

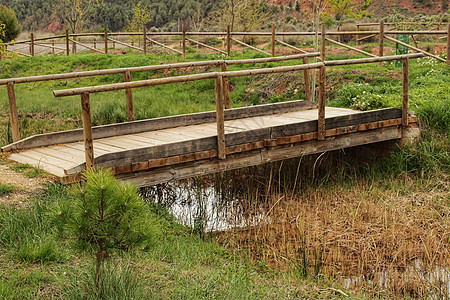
left=0, top=156, right=51, bottom=208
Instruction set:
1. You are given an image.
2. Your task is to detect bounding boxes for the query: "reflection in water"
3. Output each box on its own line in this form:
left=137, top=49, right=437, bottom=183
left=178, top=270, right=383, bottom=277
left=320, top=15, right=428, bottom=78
left=141, top=180, right=268, bottom=232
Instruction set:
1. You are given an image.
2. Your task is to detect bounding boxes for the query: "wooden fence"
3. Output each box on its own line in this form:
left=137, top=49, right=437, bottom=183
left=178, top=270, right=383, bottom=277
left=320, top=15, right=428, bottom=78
left=1, top=52, right=319, bottom=143
left=48, top=53, right=423, bottom=168
left=4, top=22, right=449, bottom=64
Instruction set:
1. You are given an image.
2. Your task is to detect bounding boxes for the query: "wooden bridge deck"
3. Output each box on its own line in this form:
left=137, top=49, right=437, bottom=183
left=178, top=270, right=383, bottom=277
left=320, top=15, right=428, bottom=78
left=2, top=100, right=414, bottom=187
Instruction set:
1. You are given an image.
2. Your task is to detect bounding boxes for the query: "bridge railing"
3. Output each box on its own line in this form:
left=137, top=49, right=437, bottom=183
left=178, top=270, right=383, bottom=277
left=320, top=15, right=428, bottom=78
left=1, top=52, right=319, bottom=143
left=51, top=53, right=424, bottom=169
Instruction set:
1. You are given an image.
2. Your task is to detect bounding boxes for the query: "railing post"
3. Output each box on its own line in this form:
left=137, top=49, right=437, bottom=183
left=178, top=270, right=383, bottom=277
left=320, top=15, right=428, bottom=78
left=81, top=92, right=94, bottom=169
left=182, top=25, right=186, bottom=59
left=321, top=24, right=326, bottom=62
left=124, top=71, right=135, bottom=121
left=66, top=30, right=70, bottom=56
left=318, top=66, right=326, bottom=140
left=30, top=32, right=35, bottom=56
left=447, top=23, right=450, bottom=66
left=52, top=40, right=55, bottom=55
left=104, top=28, right=108, bottom=54
left=215, top=75, right=226, bottom=159
left=271, top=24, right=276, bottom=57
left=302, top=57, right=311, bottom=102
left=143, top=26, right=147, bottom=55
left=94, top=38, right=96, bottom=50
left=402, top=58, right=409, bottom=127
left=220, top=62, right=231, bottom=109
left=7, top=82, right=20, bottom=142
left=227, top=25, right=231, bottom=57
left=379, top=20, right=384, bottom=67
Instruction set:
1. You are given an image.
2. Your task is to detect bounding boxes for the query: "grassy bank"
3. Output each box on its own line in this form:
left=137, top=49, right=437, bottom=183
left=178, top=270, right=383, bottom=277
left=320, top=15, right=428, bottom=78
left=0, top=51, right=449, bottom=298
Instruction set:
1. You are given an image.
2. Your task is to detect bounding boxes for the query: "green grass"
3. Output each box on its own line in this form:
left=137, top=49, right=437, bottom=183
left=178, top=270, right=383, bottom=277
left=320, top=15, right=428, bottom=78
left=0, top=184, right=15, bottom=196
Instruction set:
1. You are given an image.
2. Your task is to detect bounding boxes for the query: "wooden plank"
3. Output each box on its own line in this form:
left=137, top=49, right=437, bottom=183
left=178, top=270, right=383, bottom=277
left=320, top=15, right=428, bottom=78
left=2, top=100, right=316, bottom=152
left=9, top=152, right=66, bottom=177
left=28, top=148, right=81, bottom=168
left=116, top=126, right=403, bottom=187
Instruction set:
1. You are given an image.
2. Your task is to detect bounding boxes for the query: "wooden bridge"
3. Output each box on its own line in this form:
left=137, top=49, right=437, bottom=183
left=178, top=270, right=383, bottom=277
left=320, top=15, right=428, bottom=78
left=1, top=53, right=422, bottom=187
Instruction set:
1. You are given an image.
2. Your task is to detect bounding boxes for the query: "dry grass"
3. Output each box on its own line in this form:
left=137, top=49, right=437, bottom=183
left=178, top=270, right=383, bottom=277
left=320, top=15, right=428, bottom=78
left=213, top=169, right=450, bottom=298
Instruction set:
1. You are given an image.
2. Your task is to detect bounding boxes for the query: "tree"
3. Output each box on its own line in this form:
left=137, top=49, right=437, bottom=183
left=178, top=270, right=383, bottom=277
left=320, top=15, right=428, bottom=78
left=53, top=0, right=102, bottom=33
left=0, top=5, right=21, bottom=43
left=57, top=168, right=156, bottom=289
left=219, top=0, right=274, bottom=32
left=127, top=1, right=152, bottom=32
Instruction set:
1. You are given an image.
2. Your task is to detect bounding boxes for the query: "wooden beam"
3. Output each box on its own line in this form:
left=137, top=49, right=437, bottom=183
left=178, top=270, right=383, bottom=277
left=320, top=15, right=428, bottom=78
left=271, top=24, right=276, bottom=57
left=275, top=39, right=309, bottom=54
left=30, top=32, right=35, bottom=56
left=321, top=24, right=326, bottom=62
left=143, top=26, right=147, bottom=55
left=447, top=23, right=450, bottom=65
left=81, top=93, right=94, bottom=169
left=104, top=29, right=108, bottom=54
left=402, top=58, right=409, bottom=127
left=325, top=37, right=377, bottom=57
left=182, top=25, right=186, bottom=59
left=221, top=62, right=231, bottom=109
left=68, top=38, right=104, bottom=53
left=227, top=25, right=231, bottom=57
left=146, top=37, right=183, bottom=55
left=186, top=37, right=227, bottom=55
left=116, top=126, right=403, bottom=187
left=7, top=82, right=19, bottom=142
left=318, top=66, right=326, bottom=140
left=107, top=37, right=144, bottom=51
left=66, top=30, right=70, bottom=56
left=302, top=57, right=311, bottom=102
left=383, top=35, right=446, bottom=63
left=124, top=71, right=135, bottom=121
left=379, top=21, right=384, bottom=67
left=230, top=37, right=271, bottom=56
left=215, top=75, right=226, bottom=159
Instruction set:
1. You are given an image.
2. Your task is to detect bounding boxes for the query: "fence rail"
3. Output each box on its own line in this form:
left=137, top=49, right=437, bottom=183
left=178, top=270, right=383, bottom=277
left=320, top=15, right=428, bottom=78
left=4, top=22, right=448, bottom=65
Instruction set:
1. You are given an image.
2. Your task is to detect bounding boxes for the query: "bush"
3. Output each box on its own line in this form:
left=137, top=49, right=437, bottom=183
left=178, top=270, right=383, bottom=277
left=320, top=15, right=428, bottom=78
left=0, top=5, right=21, bottom=43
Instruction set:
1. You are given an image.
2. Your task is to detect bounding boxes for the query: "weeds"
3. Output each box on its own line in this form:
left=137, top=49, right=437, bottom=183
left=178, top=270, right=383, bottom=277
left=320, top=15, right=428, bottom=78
left=0, top=184, right=15, bottom=196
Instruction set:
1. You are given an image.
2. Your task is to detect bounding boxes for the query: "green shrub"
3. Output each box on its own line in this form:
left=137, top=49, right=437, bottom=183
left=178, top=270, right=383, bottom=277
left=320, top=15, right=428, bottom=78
left=0, top=5, right=21, bottom=43
left=0, top=184, right=14, bottom=196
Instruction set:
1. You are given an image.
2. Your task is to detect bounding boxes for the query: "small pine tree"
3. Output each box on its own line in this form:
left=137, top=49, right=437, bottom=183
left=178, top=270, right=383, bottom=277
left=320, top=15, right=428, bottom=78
left=0, top=5, right=21, bottom=43
left=57, top=168, right=155, bottom=287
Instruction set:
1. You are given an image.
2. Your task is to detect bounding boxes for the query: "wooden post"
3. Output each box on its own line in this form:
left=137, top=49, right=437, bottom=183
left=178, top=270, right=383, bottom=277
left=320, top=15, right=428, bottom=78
left=379, top=21, right=384, bottom=67
left=94, top=38, right=96, bottom=50
left=402, top=58, right=409, bottom=127
left=81, top=93, right=94, bottom=169
left=143, top=26, right=147, bottom=55
left=318, top=66, right=326, bottom=140
left=66, top=30, right=70, bottom=56
left=182, top=25, right=186, bottom=59
left=227, top=25, right=231, bottom=57
left=436, top=20, right=440, bottom=43
left=321, top=24, right=326, bottom=62
left=215, top=75, right=226, bottom=159
left=72, top=37, right=77, bottom=54
left=104, top=28, right=108, bottom=54
left=7, top=82, right=20, bottom=142
left=30, top=32, right=35, bottom=56
left=112, top=39, right=115, bottom=49
left=220, top=62, right=231, bottom=109
left=356, top=24, right=360, bottom=46
left=271, top=24, right=276, bottom=57
left=302, top=57, right=311, bottom=102
left=124, top=71, right=135, bottom=121
left=447, top=23, right=450, bottom=66
left=52, top=40, right=55, bottom=55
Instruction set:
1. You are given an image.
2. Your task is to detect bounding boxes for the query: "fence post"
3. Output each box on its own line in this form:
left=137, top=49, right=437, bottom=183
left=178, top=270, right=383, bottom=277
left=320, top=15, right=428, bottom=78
left=104, top=28, right=108, bottom=54
left=356, top=24, right=360, bottom=46
left=402, top=58, right=409, bottom=127
left=271, top=24, right=276, bottom=57
left=94, top=38, right=96, bottom=50
left=7, top=82, right=20, bottom=142
left=227, top=25, right=231, bottom=57
left=30, top=32, right=35, bottom=56
left=143, top=26, right=147, bottom=55
left=52, top=40, right=55, bottom=55
left=302, top=57, right=311, bottom=102
left=66, top=30, right=70, bottom=56
left=379, top=20, right=384, bottom=67
left=447, top=23, right=450, bottom=66
left=321, top=24, right=326, bottom=62
left=318, top=66, right=326, bottom=140
left=215, top=75, right=226, bottom=159
left=182, top=25, right=186, bottom=59
left=124, top=71, right=135, bottom=121
left=220, top=62, right=231, bottom=109
left=81, top=92, right=94, bottom=169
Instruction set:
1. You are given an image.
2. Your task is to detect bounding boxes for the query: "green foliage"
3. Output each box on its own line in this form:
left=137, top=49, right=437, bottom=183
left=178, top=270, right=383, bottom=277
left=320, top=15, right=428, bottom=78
left=0, top=5, right=21, bottom=43
left=57, top=168, right=158, bottom=256
left=127, top=2, right=151, bottom=32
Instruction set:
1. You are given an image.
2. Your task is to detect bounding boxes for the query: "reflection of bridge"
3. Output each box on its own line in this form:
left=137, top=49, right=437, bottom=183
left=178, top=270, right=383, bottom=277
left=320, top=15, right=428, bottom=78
left=2, top=53, right=422, bottom=187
